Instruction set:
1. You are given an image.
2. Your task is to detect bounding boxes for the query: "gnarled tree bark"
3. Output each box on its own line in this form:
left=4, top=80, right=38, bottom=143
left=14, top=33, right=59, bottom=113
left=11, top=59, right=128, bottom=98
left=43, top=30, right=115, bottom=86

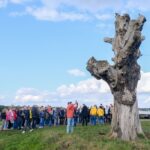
left=87, top=14, right=146, bottom=141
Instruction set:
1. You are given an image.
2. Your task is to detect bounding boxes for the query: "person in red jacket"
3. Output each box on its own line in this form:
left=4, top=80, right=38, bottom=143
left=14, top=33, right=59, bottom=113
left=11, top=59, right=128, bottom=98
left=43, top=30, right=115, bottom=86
left=66, top=101, right=78, bottom=134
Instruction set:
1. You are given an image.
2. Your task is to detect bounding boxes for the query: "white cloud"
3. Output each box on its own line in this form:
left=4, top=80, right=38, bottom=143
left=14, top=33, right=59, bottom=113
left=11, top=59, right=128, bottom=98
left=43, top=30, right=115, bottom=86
left=25, top=0, right=122, bottom=21
left=126, top=0, right=150, bottom=11
left=96, top=23, right=113, bottom=30
left=95, top=14, right=113, bottom=21
left=9, top=11, right=27, bottom=16
left=57, top=78, right=110, bottom=96
left=0, top=95, right=8, bottom=105
left=0, top=0, right=28, bottom=8
left=0, top=0, right=7, bottom=8
left=26, top=6, right=89, bottom=21
left=137, top=71, right=150, bottom=93
left=138, top=93, right=150, bottom=108
left=2, top=0, right=150, bottom=21
left=4, top=0, right=150, bottom=22
left=68, top=69, right=86, bottom=77
left=42, top=0, right=123, bottom=13
left=10, top=0, right=25, bottom=4
left=14, top=78, right=111, bottom=106
left=13, top=71, right=150, bottom=107
left=0, top=95, right=5, bottom=101
left=96, top=23, right=114, bottom=35
left=15, top=88, right=51, bottom=103
left=55, top=78, right=112, bottom=106
left=144, top=96, right=150, bottom=104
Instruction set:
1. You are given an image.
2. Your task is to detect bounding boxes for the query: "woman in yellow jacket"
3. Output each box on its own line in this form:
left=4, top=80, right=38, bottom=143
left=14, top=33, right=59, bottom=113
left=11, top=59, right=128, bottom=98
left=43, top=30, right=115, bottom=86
left=90, top=105, right=97, bottom=125
left=97, top=106, right=104, bottom=124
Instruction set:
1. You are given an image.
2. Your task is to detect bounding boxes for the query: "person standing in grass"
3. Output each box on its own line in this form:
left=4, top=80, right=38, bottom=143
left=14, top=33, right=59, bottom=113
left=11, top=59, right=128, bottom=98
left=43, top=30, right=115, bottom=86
left=1, top=109, right=6, bottom=130
left=97, top=105, right=104, bottom=125
left=66, top=101, right=78, bottom=134
left=29, top=106, right=32, bottom=127
left=12, top=108, right=18, bottom=129
left=32, top=105, right=39, bottom=129
left=8, top=108, right=14, bottom=129
left=81, top=104, right=89, bottom=126
left=39, top=106, right=45, bottom=128
left=53, top=107, right=59, bottom=126
left=90, top=105, right=97, bottom=125
left=22, top=106, right=32, bottom=133
left=105, top=105, right=109, bottom=123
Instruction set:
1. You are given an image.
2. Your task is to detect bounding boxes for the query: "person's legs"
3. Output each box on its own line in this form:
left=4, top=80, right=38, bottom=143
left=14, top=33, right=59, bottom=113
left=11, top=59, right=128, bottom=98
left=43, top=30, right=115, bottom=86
left=90, top=116, right=93, bottom=125
left=4, top=120, right=7, bottom=129
left=22, top=119, right=27, bottom=133
left=44, top=119, right=48, bottom=126
left=49, top=118, right=52, bottom=126
left=16, top=119, right=18, bottom=129
left=25, top=119, right=28, bottom=131
left=54, top=117, right=57, bottom=126
left=70, top=118, right=74, bottom=133
left=74, top=117, right=76, bottom=127
left=93, top=116, right=96, bottom=125
left=29, top=119, right=33, bottom=129
left=26, top=119, right=31, bottom=129
left=42, top=118, right=44, bottom=127
left=17, top=117, right=22, bottom=130
left=85, top=117, right=88, bottom=126
left=101, top=116, right=104, bottom=124
left=39, top=117, right=42, bottom=127
left=1, top=119, right=5, bottom=130
left=82, top=116, right=84, bottom=126
left=13, top=120, right=18, bottom=129
left=104, top=115, right=107, bottom=123
left=32, top=118, right=37, bottom=129
left=39, top=117, right=44, bottom=128
left=32, top=118, right=34, bottom=128
left=7, top=121, right=10, bottom=129
left=98, top=117, right=101, bottom=124
left=61, top=117, right=65, bottom=125
left=58, top=117, right=60, bottom=126
left=66, top=118, right=71, bottom=133
left=5, top=120, right=8, bottom=129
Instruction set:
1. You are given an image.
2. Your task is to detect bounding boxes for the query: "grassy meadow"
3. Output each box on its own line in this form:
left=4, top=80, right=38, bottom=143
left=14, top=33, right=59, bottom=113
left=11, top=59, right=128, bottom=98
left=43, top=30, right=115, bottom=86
left=0, top=120, right=150, bottom=150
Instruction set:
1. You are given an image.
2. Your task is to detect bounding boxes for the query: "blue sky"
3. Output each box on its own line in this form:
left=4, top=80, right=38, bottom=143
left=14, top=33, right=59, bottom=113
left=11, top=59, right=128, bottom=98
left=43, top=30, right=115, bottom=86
left=0, top=0, right=150, bottom=107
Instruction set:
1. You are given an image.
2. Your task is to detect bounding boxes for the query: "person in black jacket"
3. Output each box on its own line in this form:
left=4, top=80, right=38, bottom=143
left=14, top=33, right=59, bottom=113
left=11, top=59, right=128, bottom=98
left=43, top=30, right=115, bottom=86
left=1, top=109, right=6, bottom=130
left=59, top=108, right=65, bottom=125
left=81, top=104, right=89, bottom=126
left=32, top=106, right=39, bottom=129
left=22, top=106, right=32, bottom=133
left=16, top=108, right=23, bottom=130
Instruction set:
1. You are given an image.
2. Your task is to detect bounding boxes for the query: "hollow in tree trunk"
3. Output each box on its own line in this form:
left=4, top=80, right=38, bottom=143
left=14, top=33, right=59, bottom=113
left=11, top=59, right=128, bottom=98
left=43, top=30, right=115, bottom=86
left=87, top=13, right=146, bottom=141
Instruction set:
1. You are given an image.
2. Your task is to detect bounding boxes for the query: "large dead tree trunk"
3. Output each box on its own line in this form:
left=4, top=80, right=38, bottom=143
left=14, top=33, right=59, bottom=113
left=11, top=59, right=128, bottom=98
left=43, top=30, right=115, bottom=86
left=87, top=14, right=146, bottom=141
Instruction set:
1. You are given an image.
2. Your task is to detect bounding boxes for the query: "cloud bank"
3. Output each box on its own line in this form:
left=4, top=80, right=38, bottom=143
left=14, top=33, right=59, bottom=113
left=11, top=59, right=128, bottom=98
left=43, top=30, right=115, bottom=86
left=1, top=0, right=150, bottom=21
left=12, top=71, right=150, bottom=108
left=68, top=69, right=86, bottom=77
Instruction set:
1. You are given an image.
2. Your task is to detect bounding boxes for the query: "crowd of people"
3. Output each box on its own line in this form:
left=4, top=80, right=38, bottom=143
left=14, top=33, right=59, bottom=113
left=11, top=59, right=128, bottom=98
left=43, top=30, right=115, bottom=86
left=0, top=102, right=113, bottom=134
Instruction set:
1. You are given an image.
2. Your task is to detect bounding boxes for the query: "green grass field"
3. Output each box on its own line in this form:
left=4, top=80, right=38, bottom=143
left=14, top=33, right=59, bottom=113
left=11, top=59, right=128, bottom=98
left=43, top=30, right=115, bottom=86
left=0, top=121, right=150, bottom=150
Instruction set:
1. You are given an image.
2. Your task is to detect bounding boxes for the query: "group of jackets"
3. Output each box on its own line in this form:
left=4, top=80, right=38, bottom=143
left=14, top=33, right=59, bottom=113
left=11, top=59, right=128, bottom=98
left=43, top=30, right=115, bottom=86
left=66, top=104, right=105, bottom=118
left=90, top=106, right=104, bottom=117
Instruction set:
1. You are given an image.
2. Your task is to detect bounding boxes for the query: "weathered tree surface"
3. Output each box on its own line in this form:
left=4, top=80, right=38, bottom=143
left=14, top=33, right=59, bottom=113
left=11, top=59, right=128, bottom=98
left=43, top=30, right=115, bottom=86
left=87, top=13, right=146, bottom=141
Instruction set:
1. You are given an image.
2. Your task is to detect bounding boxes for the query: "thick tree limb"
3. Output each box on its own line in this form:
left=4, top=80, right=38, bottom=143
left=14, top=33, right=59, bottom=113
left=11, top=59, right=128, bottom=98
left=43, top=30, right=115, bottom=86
left=87, top=57, right=117, bottom=89
left=104, top=37, right=113, bottom=44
